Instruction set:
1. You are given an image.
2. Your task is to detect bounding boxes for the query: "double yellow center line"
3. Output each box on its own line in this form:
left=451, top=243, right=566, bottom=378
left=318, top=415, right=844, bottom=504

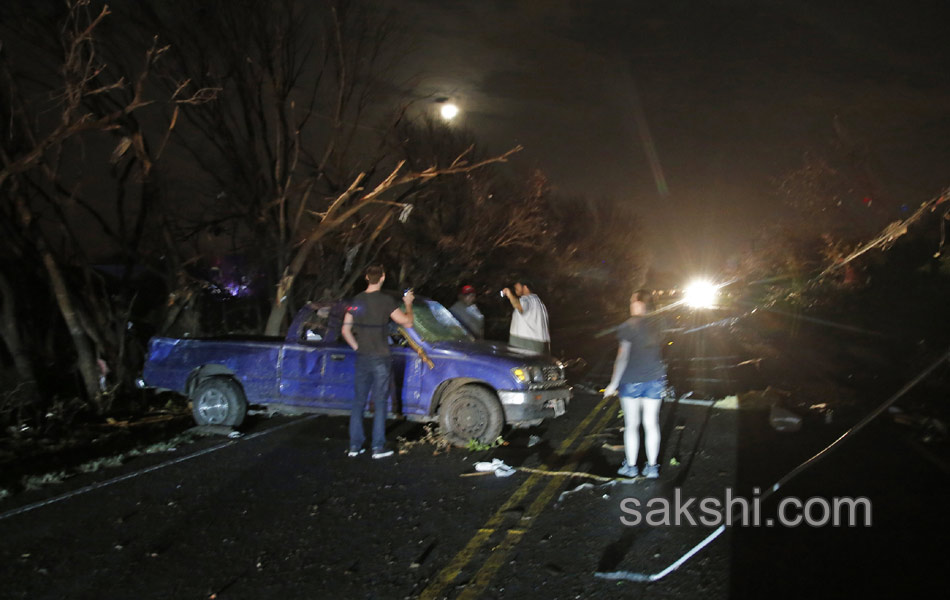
left=420, top=394, right=618, bottom=600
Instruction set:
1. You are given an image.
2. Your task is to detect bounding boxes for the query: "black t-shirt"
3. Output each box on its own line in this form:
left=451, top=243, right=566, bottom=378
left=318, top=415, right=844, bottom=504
left=348, top=291, right=399, bottom=356
left=616, top=316, right=666, bottom=383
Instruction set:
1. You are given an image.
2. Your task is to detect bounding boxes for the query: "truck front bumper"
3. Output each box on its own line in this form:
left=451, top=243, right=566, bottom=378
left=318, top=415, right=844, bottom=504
left=498, top=387, right=572, bottom=426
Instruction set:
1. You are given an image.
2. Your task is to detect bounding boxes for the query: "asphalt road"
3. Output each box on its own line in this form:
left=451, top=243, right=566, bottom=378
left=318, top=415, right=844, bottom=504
left=0, top=387, right=740, bottom=600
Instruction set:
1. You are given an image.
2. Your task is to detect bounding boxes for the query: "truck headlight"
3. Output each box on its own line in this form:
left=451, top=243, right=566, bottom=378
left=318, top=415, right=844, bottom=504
left=511, top=367, right=529, bottom=383
left=512, top=366, right=544, bottom=384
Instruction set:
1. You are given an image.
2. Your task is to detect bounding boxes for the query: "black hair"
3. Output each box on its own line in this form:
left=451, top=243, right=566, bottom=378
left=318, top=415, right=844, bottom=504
left=514, top=277, right=535, bottom=292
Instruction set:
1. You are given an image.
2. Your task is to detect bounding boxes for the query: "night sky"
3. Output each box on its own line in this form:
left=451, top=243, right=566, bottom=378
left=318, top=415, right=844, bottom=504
left=383, top=0, right=950, bottom=273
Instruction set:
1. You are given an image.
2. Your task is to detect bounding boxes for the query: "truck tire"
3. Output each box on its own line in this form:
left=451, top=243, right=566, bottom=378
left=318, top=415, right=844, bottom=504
left=439, top=385, right=504, bottom=447
left=191, top=376, right=247, bottom=427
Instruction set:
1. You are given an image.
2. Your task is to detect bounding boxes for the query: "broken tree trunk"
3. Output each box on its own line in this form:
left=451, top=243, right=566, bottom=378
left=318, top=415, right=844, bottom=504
left=12, top=192, right=102, bottom=409
left=0, top=270, right=36, bottom=384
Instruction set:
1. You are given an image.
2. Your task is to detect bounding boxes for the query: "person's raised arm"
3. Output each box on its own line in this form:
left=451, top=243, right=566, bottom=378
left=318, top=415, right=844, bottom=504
left=390, top=289, right=414, bottom=328
left=503, top=287, right=523, bottom=313
left=341, top=312, right=358, bottom=351
left=603, top=340, right=631, bottom=397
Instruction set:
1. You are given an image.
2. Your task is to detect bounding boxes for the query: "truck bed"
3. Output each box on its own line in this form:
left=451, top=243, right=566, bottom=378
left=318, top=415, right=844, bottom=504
left=142, top=336, right=283, bottom=403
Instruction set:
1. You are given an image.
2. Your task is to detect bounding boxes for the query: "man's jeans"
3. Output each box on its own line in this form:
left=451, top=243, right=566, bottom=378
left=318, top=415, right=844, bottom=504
left=350, top=354, right=392, bottom=451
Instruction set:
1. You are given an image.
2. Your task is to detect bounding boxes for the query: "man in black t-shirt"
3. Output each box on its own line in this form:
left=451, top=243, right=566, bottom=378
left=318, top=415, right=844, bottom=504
left=341, top=265, right=414, bottom=459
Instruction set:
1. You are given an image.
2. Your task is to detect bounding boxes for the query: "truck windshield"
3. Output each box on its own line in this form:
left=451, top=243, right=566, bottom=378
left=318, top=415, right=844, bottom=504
left=405, top=300, right=474, bottom=342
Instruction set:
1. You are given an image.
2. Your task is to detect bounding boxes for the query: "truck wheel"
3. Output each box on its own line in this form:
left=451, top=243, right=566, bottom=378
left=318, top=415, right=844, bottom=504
left=439, top=385, right=504, bottom=447
left=191, top=377, right=247, bottom=427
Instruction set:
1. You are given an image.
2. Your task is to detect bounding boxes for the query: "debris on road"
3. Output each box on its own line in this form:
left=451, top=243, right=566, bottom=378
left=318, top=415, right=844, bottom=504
left=557, top=482, right=594, bottom=502
left=809, top=402, right=835, bottom=423
left=557, top=480, right=620, bottom=503
left=188, top=425, right=240, bottom=437
left=464, top=461, right=626, bottom=485
left=473, top=458, right=516, bottom=477
left=738, top=386, right=791, bottom=409
left=769, top=405, right=802, bottom=432
left=890, top=409, right=948, bottom=443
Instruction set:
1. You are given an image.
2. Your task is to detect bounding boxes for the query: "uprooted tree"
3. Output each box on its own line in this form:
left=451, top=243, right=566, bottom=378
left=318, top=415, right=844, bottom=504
left=261, top=144, right=524, bottom=335
left=371, top=118, right=553, bottom=293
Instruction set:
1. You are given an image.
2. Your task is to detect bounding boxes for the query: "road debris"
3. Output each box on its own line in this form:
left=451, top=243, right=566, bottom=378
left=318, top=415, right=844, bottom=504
left=809, top=402, right=834, bottom=423
left=769, top=405, right=802, bottom=432
left=890, top=409, right=948, bottom=443
left=738, top=386, right=791, bottom=409
left=473, top=458, right=516, bottom=477
left=189, top=425, right=240, bottom=437
left=464, top=462, right=627, bottom=485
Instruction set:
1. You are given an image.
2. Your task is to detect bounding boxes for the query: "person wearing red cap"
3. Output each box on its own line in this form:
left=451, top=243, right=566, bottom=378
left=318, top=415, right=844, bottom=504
left=449, top=284, right=484, bottom=338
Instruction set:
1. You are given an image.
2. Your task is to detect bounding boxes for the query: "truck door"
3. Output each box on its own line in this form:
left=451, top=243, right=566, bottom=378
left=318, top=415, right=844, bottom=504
left=278, top=343, right=333, bottom=407
left=393, top=346, right=425, bottom=415
left=319, top=341, right=359, bottom=407
left=278, top=307, right=342, bottom=409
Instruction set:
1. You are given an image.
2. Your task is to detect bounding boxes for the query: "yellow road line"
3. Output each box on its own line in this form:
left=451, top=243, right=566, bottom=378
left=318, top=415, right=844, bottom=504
left=455, top=403, right=619, bottom=600
left=459, top=529, right=525, bottom=596
left=419, top=394, right=615, bottom=600
left=525, top=403, right=617, bottom=520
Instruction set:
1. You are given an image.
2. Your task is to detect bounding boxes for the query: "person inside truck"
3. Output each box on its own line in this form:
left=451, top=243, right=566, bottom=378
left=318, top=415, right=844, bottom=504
left=449, top=284, right=485, bottom=339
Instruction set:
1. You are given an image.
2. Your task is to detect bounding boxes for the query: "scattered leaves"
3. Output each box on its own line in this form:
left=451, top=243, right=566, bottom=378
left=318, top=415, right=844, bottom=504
left=465, top=436, right=507, bottom=452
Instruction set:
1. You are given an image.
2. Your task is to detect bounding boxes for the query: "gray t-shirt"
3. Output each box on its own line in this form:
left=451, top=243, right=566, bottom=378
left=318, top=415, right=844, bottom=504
left=616, top=316, right=666, bottom=383
left=347, top=291, right=399, bottom=356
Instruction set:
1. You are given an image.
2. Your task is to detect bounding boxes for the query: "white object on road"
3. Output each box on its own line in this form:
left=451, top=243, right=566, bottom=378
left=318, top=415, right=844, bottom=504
left=473, top=458, right=517, bottom=477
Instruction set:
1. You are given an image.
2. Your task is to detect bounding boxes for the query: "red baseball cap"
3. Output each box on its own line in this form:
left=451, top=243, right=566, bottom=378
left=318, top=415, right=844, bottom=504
left=460, top=284, right=476, bottom=295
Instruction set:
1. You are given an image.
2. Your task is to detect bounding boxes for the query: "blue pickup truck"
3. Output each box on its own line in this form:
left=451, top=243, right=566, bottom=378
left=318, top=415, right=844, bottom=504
left=141, top=297, right=571, bottom=445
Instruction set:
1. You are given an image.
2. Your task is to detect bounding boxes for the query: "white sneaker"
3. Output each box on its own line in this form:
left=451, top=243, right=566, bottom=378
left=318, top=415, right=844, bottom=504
left=347, top=448, right=365, bottom=458
left=372, top=449, right=394, bottom=459
left=617, top=461, right=639, bottom=478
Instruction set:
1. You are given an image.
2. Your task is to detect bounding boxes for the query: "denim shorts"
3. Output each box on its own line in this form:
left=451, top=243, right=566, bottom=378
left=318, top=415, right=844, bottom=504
left=619, top=378, right=666, bottom=399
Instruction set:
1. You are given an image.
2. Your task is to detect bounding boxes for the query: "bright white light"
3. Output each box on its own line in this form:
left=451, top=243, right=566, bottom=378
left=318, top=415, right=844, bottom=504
left=440, top=103, right=459, bottom=120
left=683, top=278, right=719, bottom=309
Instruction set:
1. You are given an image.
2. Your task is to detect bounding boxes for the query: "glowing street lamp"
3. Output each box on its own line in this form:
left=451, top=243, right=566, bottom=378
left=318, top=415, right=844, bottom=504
left=683, top=278, right=720, bottom=309
left=440, top=103, right=459, bottom=121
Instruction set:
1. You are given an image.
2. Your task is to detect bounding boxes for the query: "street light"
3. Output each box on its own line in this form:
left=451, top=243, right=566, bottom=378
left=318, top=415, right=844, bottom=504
left=683, top=278, right=720, bottom=309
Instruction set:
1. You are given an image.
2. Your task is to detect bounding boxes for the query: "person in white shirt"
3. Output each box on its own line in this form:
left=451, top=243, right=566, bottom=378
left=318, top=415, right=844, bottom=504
left=502, top=278, right=550, bottom=353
